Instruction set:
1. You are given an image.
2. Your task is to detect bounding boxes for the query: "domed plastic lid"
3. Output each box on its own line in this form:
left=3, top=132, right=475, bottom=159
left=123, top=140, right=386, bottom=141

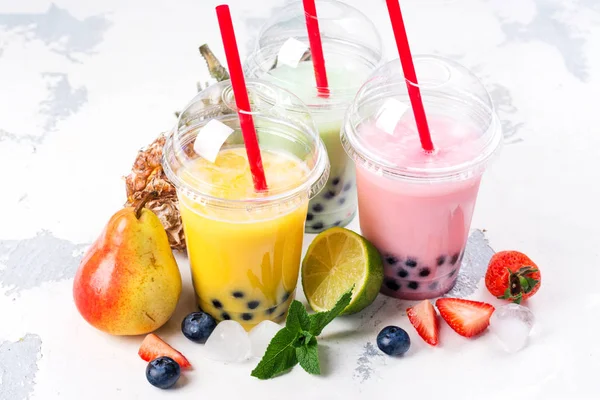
left=342, top=56, right=503, bottom=182
left=244, top=0, right=383, bottom=110
left=162, top=79, right=329, bottom=208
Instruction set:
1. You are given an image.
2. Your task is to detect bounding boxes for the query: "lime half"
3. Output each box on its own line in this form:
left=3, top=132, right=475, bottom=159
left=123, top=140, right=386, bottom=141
left=302, top=227, right=384, bottom=314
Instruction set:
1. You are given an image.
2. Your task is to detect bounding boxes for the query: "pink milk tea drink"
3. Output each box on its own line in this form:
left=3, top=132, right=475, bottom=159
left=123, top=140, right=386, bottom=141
left=342, top=56, right=502, bottom=300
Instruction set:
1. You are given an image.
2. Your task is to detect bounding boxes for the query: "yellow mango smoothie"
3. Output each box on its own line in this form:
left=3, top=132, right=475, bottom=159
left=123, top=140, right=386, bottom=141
left=178, top=147, right=310, bottom=328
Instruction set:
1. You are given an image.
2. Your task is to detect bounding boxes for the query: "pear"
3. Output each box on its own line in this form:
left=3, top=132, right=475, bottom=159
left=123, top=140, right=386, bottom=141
left=73, top=193, right=182, bottom=335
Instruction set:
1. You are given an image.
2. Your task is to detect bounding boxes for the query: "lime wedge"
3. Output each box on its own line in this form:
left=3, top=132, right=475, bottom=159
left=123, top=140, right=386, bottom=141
left=302, top=227, right=384, bottom=314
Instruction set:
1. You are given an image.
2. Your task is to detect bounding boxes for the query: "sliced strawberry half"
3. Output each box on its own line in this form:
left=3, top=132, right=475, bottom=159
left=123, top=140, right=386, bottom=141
left=138, top=333, right=191, bottom=369
left=407, top=300, right=439, bottom=346
left=435, top=298, right=495, bottom=338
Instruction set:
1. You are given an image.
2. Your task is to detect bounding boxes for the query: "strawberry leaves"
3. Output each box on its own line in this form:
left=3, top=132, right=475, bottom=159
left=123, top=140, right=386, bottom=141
left=498, top=266, right=540, bottom=304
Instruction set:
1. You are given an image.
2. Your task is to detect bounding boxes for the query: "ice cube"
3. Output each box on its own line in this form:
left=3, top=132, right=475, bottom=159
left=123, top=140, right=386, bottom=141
left=204, top=320, right=251, bottom=363
left=249, top=320, right=282, bottom=359
left=489, top=304, right=535, bottom=353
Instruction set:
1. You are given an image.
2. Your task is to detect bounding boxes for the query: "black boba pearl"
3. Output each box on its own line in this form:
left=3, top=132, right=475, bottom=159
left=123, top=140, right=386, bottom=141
left=332, top=177, right=340, bottom=186
left=265, top=306, right=277, bottom=315
left=232, top=291, right=244, bottom=298
left=397, top=269, right=409, bottom=278
left=241, top=313, right=253, bottom=321
left=278, top=311, right=287, bottom=318
left=282, top=292, right=291, bottom=302
left=384, top=279, right=400, bottom=291
left=247, top=300, right=260, bottom=310
left=338, top=198, right=346, bottom=205
left=385, top=255, right=399, bottom=265
left=324, top=190, right=336, bottom=200
left=311, top=222, right=324, bottom=230
left=407, top=281, right=419, bottom=290
left=436, top=255, right=446, bottom=266
left=212, top=299, right=223, bottom=309
left=419, top=268, right=431, bottom=277
left=428, top=281, right=439, bottom=290
left=312, top=203, right=324, bottom=212
left=343, top=183, right=352, bottom=192
left=405, top=258, right=418, bottom=268
left=306, top=213, right=314, bottom=221
left=449, top=269, right=457, bottom=277
left=450, top=253, right=460, bottom=265
left=221, top=312, right=231, bottom=320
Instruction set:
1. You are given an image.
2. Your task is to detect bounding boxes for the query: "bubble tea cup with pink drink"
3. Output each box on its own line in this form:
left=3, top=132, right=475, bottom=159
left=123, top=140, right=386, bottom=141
left=341, top=56, right=502, bottom=300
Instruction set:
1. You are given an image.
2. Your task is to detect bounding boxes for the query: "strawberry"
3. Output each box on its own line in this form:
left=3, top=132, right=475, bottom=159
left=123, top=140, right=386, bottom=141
left=138, top=333, right=191, bottom=369
left=485, top=251, right=541, bottom=304
left=407, top=300, right=439, bottom=346
left=435, top=298, right=495, bottom=338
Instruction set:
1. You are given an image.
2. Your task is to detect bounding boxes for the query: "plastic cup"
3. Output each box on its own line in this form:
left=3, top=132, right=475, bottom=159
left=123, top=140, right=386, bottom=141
left=244, top=0, right=383, bottom=233
left=342, top=56, right=502, bottom=300
left=162, top=80, right=329, bottom=328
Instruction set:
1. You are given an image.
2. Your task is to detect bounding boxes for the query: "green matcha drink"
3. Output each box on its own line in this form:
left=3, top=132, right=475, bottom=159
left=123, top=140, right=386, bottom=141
left=244, top=0, right=383, bottom=232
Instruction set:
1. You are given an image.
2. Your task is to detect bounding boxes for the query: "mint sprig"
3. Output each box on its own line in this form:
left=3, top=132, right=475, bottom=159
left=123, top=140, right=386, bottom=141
left=251, top=287, right=353, bottom=380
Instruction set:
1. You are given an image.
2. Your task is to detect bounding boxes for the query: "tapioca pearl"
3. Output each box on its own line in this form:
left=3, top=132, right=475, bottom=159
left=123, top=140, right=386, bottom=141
left=428, top=281, right=439, bottom=290
left=311, top=222, right=324, bottom=230
left=407, top=281, right=419, bottom=290
left=397, top=268, right=409, bottom=278
left=232, top=291, right=244, bottom=299
left=448, top=269, right=457, bottom=277
left=419, top=268, right=431, bottom=277
left=221, top=312, right=231, bottom=320
left=312, top=203, right=324, bottom=213
left=212, top=299, right=223, bottom=309
left=282, top=292, right=291, bottom=302
left=436, top=255, right=446, bottom=266
left=405, top=258, right=417, bottom=268
left=385, top=255, right=399, bottom=265
left=278, top=311, right=287, bottom=318
left=247, top=301, right=260, bottom=310
left=343, top=182, right=352, bottom=192
left=324, top=190, right=336, bottom=200
left=332, top=177, right=340, bottom=186
left=265, top=306, right=277, bottom=315
left=450, top=252, right=460, bottom=265
left=241, top=313, right=253, bottom=321
left=338, top=197, right=346, bottom=205
left=306, top=213, right=314, bottom=221
left=384, top=279, right=400, bottom=291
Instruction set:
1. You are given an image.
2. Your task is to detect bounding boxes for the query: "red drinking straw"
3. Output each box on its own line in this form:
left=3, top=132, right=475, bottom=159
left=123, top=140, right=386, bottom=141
left=216, top=5, right=268, bottom=191
left=385, top=0, right=434, bottom=152
left=303, top=0, right=330, bottom=98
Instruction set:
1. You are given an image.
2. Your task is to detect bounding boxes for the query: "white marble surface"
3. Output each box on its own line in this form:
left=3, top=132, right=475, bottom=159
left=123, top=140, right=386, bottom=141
left=1, top=0, right=600, bottom=399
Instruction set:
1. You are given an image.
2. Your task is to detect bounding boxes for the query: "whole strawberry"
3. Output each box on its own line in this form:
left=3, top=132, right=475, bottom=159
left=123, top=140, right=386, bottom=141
left=485, top=251, right=541, bottom=304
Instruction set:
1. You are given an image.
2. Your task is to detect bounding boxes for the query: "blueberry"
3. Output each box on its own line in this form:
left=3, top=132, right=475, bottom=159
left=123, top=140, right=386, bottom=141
left=436, top=255, right=446, bottom=266
left=407, top=281, right=419, bottom=290
left=221, top=312, right=231, bottom=320
left=282, top=292, right=291, bottom=302
left=146, top=357, right=180, bottom=389
left=338, top=198, right=346, bottom=205
left=247, top=300, right=260, bottom=310
left=428, top=281, right=439, bottom=290
left=397, top=269, right=408, bottom=278
left=419, top=268, right=431, bottom=277
left=312, top=203, right=324, bottom=212
left=343, top=182, right=352, bottom=192
left=324, top=190, right=336, bottom=200
left=405, top=258, right=418, bottom=268
left=306, top=213, right=314, bottom=221
left=265, top=306, right=277, bottom=315
left=376, top=326, right=410, bottom=356
left=311, top=222, right=324, bottom=230
left=384, top=279, right=400, bottom=291
left=385, top=255, right=398, bottom=265
left=241, top=313, right=253, bottom=321
left=211, top=299, right=223, bottom=309
left=232, top=291, right=244, bottom=298
left=181, top=312, right=217, bottom=343
left=332, top=177, right=340, bottom=185
left=450, top=252, right=460, bottom=265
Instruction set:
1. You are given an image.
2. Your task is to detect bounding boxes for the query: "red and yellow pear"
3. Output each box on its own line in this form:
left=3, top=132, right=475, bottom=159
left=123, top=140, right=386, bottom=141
left=73, top=193, right=182, bottom=335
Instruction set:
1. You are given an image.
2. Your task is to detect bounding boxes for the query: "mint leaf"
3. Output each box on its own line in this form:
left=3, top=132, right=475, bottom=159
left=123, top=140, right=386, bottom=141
left=309, top=286, right=354, bottom=336
left=296, top=340, right=320, bottom=375
left=251, top=327, right=298, bottom=380
left=286, top=300, right=311, bottom=332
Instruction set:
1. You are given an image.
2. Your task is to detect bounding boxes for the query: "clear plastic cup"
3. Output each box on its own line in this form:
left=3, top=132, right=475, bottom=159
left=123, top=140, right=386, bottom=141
left=162, top=80, right=329, bottom=328
left=342, top=56, right=502, bottom=300
left=244, top=0, right=383, bottom=233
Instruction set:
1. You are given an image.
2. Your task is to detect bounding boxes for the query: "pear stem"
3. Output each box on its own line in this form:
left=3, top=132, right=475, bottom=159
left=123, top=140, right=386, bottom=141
left=134, top=191, right=158, bottom=219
